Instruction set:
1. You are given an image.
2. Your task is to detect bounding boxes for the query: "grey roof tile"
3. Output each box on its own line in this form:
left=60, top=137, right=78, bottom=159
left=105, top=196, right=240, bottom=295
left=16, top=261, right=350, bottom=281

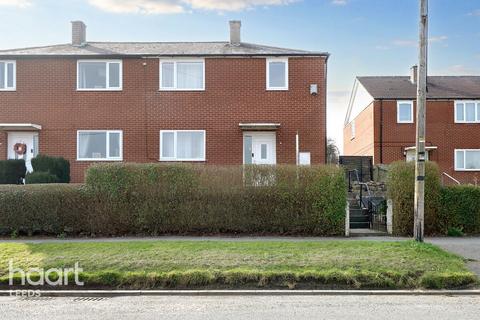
left=357, top=76, right=480, bottom=99
left=0, top=42, right=328, bottom=57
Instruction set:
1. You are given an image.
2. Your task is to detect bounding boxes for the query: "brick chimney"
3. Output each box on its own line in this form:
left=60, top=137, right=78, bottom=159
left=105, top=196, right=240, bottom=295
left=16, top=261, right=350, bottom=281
left=229, top=20, right=241, bottom=46
left=410, top=65, right=418, bottom=84
left=71, top=21, right=87, bottom=47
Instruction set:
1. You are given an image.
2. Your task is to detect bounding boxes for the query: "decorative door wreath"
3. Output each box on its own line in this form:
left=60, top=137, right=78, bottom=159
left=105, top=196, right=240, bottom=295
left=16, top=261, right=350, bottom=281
left=13, top=143, right=27, bottom=155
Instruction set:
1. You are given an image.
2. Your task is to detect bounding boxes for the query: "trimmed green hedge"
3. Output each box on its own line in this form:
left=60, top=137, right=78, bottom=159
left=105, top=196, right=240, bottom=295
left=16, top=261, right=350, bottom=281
left=0, top=164, right=347, bottom=237
left=0, top=160, right=25, bottom=184
left=25, top=171, right=60, bottom=184
left=387, top=161, right=441, bottom=236
left=440, top=186, right=480, bottom=235
left=0, top=184, right=90, bottom=236
left=388, top=161, right=480, bottom=236
left=31, top=154, right=70, bottom=183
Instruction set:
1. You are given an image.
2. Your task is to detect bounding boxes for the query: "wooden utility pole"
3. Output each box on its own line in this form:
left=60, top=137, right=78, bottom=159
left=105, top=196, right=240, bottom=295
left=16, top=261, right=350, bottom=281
left=414, top=0, right=428, bottom=242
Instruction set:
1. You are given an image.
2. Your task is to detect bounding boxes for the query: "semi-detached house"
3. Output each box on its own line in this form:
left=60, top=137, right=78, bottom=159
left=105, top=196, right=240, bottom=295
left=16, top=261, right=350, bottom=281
left=344, top=66, right=480, bottom=184
left=0, top=21, right=329, bottom=182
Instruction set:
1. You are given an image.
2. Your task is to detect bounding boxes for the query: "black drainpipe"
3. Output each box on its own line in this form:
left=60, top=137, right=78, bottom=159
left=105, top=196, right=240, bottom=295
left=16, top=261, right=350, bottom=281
left=379, top=100, right=384, bottom=164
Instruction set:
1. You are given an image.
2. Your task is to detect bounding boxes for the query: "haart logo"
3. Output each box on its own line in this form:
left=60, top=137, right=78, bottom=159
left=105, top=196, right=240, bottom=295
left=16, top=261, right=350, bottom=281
left=8, top=260, right=84, bottom=286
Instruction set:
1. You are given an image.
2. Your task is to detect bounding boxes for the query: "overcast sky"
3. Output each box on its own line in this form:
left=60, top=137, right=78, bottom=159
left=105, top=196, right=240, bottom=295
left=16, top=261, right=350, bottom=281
left=1, top=0, right=479, bottom=152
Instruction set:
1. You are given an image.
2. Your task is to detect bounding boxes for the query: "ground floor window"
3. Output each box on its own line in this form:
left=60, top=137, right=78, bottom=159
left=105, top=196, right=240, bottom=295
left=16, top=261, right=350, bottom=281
left=77, top=130, right=123, bottom=161
left=455, top=149, right=480, bottom=171
left=160, top=130, right=205, bottom=161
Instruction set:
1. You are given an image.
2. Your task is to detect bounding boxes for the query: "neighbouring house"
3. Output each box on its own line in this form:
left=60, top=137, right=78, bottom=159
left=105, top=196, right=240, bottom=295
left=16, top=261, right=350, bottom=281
left=0, top=21, right=328, bottom=182
left=343, top=66, right=480, bottom=184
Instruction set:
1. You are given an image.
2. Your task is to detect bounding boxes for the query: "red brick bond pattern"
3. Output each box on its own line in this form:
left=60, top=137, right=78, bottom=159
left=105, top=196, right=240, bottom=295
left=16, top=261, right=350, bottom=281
left=0, top=57, right=327, bottom=182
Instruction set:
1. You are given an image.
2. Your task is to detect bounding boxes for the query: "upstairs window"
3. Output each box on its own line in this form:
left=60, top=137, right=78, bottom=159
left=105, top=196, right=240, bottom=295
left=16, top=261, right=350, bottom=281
left=77, top=130, right=123, bottom=161
left=77, top=60, right=122, bottom=90
left=455, top=101, right=480, bottom=123
left=160, top=59, right=205, bottom=91
left=266, top=58, right=288, bottom=90
left=0, top=61, right=16, bottom=91
left=455, top=149, right=480, bottom=171
left=160, top=130, right=205, bottom=161
left=397, top=101, right=414, bottom=123
left=350, top=120, right=356, bottom=139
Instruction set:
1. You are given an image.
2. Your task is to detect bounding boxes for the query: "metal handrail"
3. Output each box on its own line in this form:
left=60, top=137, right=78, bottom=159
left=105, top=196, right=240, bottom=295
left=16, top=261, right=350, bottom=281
left=442, top=172, right=460, bottom=185
left=347, top=169, right=372, bottom=209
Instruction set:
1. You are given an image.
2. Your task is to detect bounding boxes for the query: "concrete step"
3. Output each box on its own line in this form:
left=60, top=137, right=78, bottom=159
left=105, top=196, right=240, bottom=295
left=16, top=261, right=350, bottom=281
left=349, top=208, right=366, bottom=215
left=349, top=221, right=370, bottom=229
left=349, top=229, right=389, bottom=237
left=350, top=215, right=370, bottom=223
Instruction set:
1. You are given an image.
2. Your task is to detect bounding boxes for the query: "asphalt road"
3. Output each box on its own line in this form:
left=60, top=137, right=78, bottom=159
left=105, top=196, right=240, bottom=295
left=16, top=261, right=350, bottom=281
left=0, top=295, right=479, bottom=320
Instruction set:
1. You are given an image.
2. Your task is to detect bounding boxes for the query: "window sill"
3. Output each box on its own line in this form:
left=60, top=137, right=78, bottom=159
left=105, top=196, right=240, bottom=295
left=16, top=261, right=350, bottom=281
left=159, top=88, right=205, bottom=92
left=454, top=169, right=480, bottom=172
left=159, top=159, right=206, bottom=162
left=77, top=159, right=123, bottom=162
left=397, top=121, right=414, bottom=124
left=0, top=89, right=16, bottom=92
left=76, top=88, right=123, bottom=92
left=454, top=121, right=480, bottom=124
left=266, top=88, right=289, bottom=91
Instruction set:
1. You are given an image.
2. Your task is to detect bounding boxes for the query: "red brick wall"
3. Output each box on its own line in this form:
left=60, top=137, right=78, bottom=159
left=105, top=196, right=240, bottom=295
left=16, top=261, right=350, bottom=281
left=373, top=100, right=480, bottom=184
left=343, top=102, right=375, bottom=160
left=0, top=56, right=326, bottom=182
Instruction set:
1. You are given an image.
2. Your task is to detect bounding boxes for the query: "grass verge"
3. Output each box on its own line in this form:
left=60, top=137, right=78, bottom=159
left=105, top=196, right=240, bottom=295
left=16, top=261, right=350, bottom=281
left=0, top=240, right=476, bottom=289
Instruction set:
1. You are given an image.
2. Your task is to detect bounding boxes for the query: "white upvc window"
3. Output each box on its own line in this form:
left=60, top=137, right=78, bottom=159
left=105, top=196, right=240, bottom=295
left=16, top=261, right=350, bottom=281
left=77, top=60, right=122, bottom=91
left=397, top=100, right=414, bottom=123
left=0, top=60, right=16, bottom=91
left=160, top=59, right=205, bottom=91
left=454, top=101, right=480, bottom=123
left=160, top=130, right=206, bottom=161
left=77, top=130, right=123, bottom=161
left=266, top=58, right=288, bottom=90
left=350, top=120, right=356, bottom=139
left=455, top=149, right=480, bottom=171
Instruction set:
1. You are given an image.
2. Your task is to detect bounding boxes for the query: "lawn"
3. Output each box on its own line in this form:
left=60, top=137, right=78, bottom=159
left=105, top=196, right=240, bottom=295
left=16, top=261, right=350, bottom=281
left=0, top=240, right=476, bottom=289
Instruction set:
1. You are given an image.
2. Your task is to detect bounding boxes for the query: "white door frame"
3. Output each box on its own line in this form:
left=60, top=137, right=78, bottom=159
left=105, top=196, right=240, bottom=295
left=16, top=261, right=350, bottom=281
left=242, top=131, right=277, bottom=165
left=7, top=131, right=39, bottom=172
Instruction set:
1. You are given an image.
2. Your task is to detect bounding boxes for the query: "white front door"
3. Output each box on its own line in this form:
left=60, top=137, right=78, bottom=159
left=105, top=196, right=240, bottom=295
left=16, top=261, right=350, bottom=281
left=243, top=132, right=276, bottom=165
left=7, top=132, right=39, bottom=172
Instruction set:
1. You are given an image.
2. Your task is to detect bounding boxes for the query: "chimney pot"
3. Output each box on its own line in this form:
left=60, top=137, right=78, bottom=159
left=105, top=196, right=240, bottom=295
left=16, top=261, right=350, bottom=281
left=229, top=20, right=241, bottom=46
left=410, top=65, right=418, bottom=84
left=71, top=21, right=87, bottom=47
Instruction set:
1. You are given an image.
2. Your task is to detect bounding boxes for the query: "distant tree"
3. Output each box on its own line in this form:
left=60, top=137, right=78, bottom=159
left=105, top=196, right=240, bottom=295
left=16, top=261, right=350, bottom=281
left=326, top=138, right=340, bottom=164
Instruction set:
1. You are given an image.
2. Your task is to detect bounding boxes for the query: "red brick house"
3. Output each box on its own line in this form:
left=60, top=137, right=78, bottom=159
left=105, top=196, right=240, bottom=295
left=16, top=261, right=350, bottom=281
left=0, top=21, right=328, bottom=182
left=343, top=66, right=480, bottom=184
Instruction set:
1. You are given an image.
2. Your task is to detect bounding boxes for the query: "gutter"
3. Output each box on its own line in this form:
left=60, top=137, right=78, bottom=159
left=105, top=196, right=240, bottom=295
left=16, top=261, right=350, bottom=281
left=0, top=53, right=330, bottom=59
left=2, top=290, right=480, bottom=297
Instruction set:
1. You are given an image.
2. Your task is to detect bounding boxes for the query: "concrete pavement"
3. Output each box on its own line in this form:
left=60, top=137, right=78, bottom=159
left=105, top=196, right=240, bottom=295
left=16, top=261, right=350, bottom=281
left=0, top=295, right=479, bottom=319
left=427, top=237, right=480, bottom=276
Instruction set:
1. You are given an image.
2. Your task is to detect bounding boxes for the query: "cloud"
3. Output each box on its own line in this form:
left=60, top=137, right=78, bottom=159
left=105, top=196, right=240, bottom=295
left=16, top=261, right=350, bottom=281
left=87, top=0, right=185, bottom=14
left=433, top=64, right=480, bottom=76
left=429, top=35, right=448, bottom=43
left=0, top=0, right=31, bottom=8
left=88, top=0, right=299, bottom=14
left=331, top=0, right=347, bottom=5
left=392, top=39, right=417, bottom=47
left=388, top=35, right=448, bottom=48
left=375, top=45, right=390, bottom=50
left=184, top=0, right=299, bottom=11
left=467, top=9, right=480, bottom=16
